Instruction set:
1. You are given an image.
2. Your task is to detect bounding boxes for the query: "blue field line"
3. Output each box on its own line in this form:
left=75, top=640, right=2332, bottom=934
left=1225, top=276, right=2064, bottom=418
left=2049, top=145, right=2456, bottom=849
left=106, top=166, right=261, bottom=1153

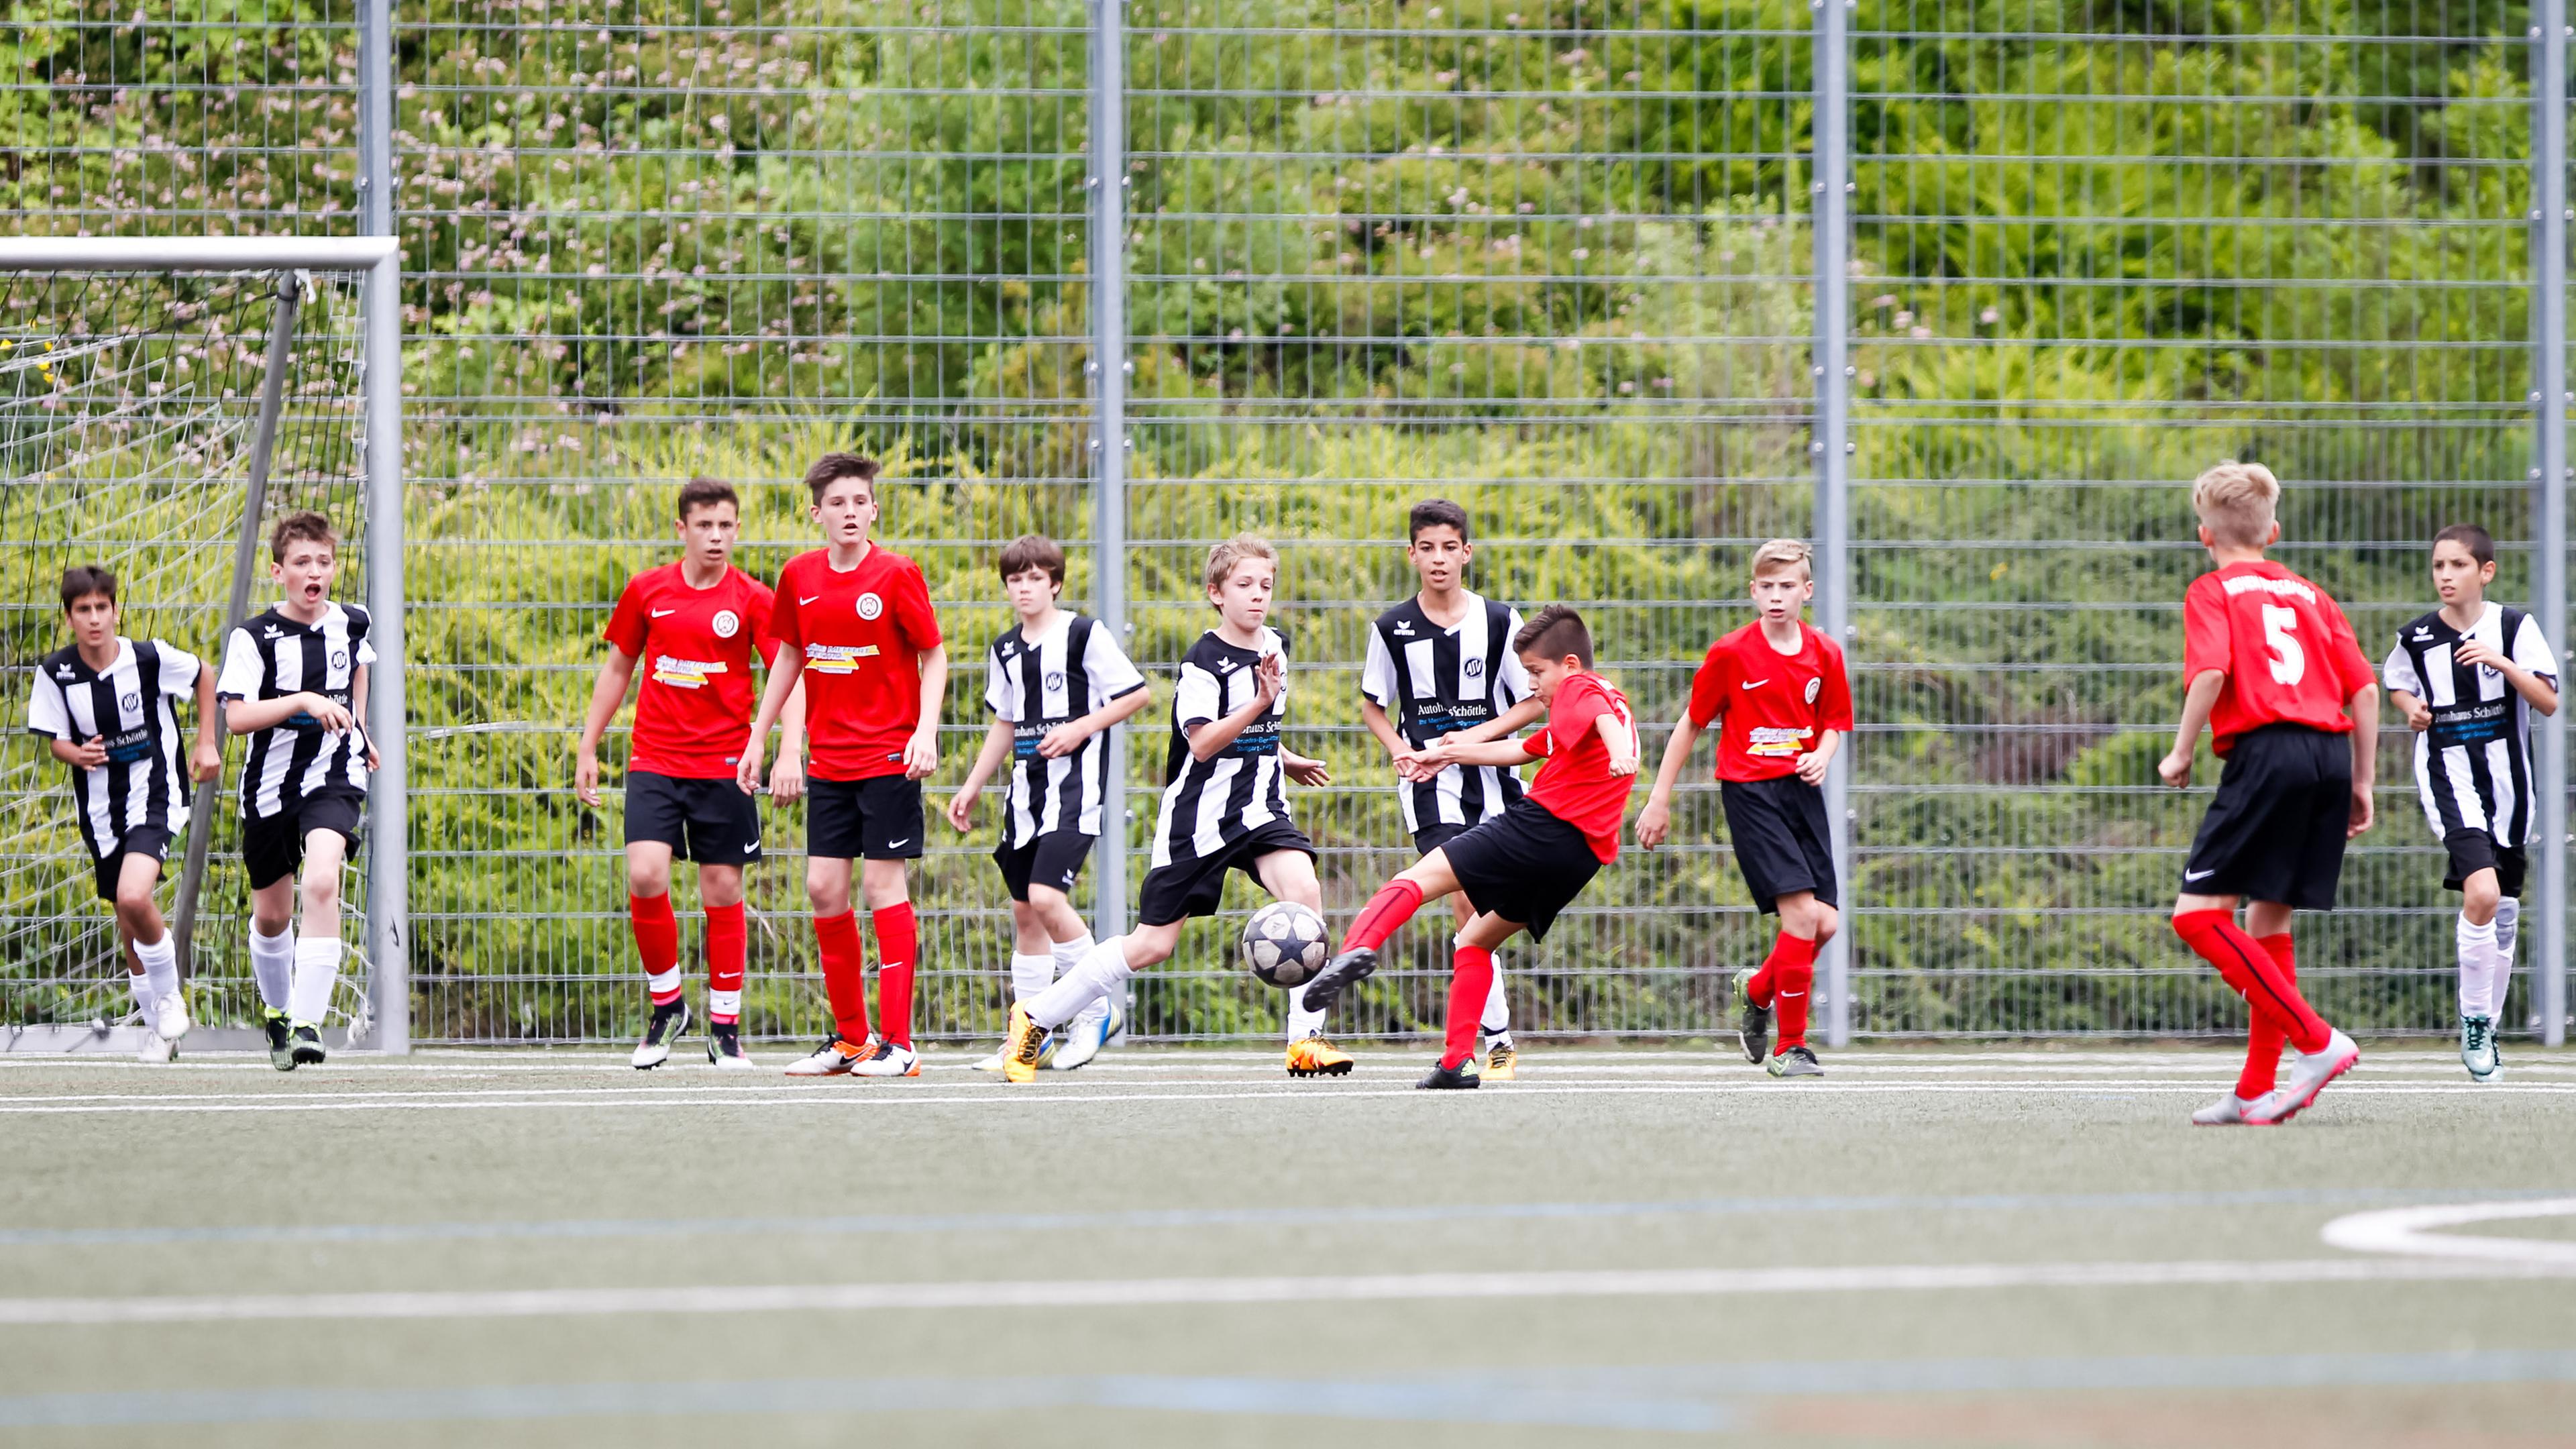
left=8, top=1350, right=2576, bottom=1430
left=5, top=1185, right=2567, bottom=1250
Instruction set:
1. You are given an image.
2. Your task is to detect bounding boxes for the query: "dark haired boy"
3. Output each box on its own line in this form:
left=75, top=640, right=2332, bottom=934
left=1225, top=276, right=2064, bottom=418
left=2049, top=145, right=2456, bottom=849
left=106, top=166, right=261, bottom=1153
left=1636, top=538, right=1851, bottom=1079
left=1358, top=498, right=1544, bottom=1076
left=217, top=511, right=379, bottom=1070
left=2382, top=522, right=2559, bottom=1083
left=948, top=534, right=1152, bottom=1071
left=739, top=453, right=947, bottom=1078
left=1305, top=604, right=1640, bottom=1089
left=577, top=477, right=804, bottom=1070
left=26, top=566, right=222, bottom=1063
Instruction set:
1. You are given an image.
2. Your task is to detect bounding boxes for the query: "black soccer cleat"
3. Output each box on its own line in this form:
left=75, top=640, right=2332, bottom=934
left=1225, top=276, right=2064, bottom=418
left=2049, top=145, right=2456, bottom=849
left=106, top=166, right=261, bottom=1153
left=264, top=1010, right=297, bottom=1072
left=1416, top=1059, right=1481, bottom=1091
left=289, top=1023, right=327, bottom=1067
left=1298, top=947, right=1379, bottom=1014
left=1731, top=967, right=1772, bottom=1066
left=631, top=997, right=692, bottom=1069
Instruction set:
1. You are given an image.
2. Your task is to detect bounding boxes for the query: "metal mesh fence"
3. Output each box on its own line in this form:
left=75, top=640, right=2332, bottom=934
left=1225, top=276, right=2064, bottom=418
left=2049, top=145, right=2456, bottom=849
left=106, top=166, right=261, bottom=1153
left=5, top=0, right=2571, bottom=1046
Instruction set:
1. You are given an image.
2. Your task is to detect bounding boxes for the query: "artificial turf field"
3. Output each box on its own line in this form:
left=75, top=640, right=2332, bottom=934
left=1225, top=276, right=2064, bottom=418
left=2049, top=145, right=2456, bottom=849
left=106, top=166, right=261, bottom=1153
left=1, top=1044, right=2573, bottom=1447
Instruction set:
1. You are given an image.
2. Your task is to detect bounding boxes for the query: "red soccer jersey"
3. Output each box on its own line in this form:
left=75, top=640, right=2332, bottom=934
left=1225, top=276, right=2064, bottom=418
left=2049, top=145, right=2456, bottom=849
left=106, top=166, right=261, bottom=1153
left=769, top=545, right=944, bottom=780
left=2183, top=559, right=2376, bottom=755
left=602, top=562, right=777, bottom=780
left=1522, top=670, right=1639, bottom=863
left=1685, top=621, right=1854, bottom=783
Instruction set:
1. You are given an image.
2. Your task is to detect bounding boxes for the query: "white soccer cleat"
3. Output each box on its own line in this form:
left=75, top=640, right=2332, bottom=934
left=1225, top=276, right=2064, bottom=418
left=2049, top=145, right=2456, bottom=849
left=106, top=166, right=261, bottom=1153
left=849, top=1038, right=920, bottom=1078
left=2461, top=1014, right=2504, bottom=1083
left=1049, top=996, right=1123, bottom=1071
left=136, top=1032, right=176, bottom=1064
left=2190, top=1093, right=2267, bottom=1126
left=2243, top=1028, right=2359, bottom=1125
left=783, top=1036, right=863, bottom=1077
left=969, top=1046, right=1008, bottom=1073
left=150, top=991, right=190, bottom=1043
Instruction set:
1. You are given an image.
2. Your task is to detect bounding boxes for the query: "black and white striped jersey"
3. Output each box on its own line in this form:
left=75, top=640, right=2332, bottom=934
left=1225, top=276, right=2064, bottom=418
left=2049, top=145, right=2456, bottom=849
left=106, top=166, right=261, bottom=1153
left=1360, top=592, right=1529, bottom=835
left=25, top=637, right=203, bottom=856
left=1151, top=627, right=1294, bottom=868
left=2383, top=602, right=2558, bottom=846
left=983, top=611, right=1148, bottom=844
left=217, top=602, right=376, bottom=818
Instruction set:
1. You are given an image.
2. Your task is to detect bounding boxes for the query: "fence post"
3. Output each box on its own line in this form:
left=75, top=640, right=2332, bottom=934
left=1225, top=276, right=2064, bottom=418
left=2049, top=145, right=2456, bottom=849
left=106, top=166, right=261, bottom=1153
left=1089, top=0, right=1132, bottom=943
left=1813, top=0, right=1854, bottom=1046
left=359, top=0, right=410, bottom=1054
left=2536, top=4, right=2569, bottom=1049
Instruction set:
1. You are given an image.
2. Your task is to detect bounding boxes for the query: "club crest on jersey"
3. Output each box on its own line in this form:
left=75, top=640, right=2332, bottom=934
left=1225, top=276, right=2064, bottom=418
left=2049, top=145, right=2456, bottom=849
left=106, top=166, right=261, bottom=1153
left=1464, top=657, right=1484, bottom=678
left=330, top=651, right=349, bottom=672
left=1045, top=671, right=1066, bottom=692
left=712, top=609, right=741, bottom=639
left=120, top=692, right=141, bottom=714
left=855, top=592, right=884, bottom=621
left=1805, top=677, right=1821, bottom=704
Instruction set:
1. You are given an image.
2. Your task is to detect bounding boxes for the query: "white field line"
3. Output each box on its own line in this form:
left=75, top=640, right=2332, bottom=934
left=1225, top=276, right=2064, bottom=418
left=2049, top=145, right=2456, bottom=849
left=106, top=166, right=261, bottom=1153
left=2321, top=1198, right=2576, bottom=1267
left=3, top=1079, right=2575, bottom=1117
left=3, top=1255, right=2572, bottom=1327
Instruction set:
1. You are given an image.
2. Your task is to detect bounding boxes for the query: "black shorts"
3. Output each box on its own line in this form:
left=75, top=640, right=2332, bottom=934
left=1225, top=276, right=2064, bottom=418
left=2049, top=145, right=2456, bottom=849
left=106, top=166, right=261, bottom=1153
left=243, top=790, right=364, bottom=892
left=89, top=824, right=175, bottom=902
left=807, top=774, right=924, bottom=861
left=1721, top=775, right=1837, bottom=915
left=1411, top=820, right=1475, bottom=857
left=625, top=771, right=762, bottom=866
left=1438, top=796, right=1602, bottom=943
left=1136, top=819, right=1316, bottom=927
left=2182, top=724, right=2352, bottom=912
left=995, top=829, right=1093, bottom=902
left=2444, top=828, right=2528, bottom=896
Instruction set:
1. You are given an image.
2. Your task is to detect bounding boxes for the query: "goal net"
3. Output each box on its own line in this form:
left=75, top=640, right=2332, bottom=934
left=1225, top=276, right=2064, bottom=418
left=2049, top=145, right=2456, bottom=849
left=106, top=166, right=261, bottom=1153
left=0, top=244, right=393, bottom=1048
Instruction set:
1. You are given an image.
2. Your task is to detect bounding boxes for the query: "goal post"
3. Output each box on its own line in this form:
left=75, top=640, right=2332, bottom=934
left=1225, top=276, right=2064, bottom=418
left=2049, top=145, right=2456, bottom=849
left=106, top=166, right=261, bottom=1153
left=0, top=236, right=407, bottom=1054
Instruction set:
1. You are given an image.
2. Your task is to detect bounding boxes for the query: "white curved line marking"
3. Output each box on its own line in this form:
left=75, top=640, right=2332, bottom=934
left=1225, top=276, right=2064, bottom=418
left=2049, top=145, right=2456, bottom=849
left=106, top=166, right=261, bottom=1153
left=2321, top=1197, right=2576, bottom=1267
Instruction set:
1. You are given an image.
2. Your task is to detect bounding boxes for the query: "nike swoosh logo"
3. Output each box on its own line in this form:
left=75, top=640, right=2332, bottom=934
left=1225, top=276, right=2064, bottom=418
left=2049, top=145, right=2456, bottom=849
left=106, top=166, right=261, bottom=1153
left=649, top=608, right=677, bottom=618
left=2184, top=869, right=2216, bottom=881
left=1742, top=680, right=1769, bottom=690
left=885, top=838, right=910, bottom=849
left=799, top=595, right=821, bottom=606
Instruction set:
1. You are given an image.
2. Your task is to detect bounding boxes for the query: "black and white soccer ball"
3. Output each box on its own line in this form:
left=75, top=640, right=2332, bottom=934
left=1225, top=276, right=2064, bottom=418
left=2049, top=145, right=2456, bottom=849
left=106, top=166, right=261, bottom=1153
left=1240, top=900, right=1330, bottom=989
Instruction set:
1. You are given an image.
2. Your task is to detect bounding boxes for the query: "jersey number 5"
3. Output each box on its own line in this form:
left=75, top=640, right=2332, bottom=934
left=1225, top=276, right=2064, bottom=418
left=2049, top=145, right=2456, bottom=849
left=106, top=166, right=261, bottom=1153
left=2259, top=604, right=2306, bottom=686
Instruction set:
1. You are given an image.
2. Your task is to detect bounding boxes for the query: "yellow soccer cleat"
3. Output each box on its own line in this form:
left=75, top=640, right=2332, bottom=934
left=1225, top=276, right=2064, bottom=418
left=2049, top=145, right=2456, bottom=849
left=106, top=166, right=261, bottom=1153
left=1002, top=1004, right=1051, bottom=1084
left=1286, top=1033, right=1354, bottom=1078
left=1484, top=1040, right=1518, bottom=1081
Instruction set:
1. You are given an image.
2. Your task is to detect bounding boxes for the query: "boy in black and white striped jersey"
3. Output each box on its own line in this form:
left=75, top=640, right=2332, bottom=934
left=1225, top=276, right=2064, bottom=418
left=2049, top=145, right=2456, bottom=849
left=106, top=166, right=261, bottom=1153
left=2381, top=523, right=2560, bottom=1083
left=1358, top=500, right=1545, bottom=1077
left=948, top=535, right=1152, bottom=1071
left=998, top=533, right=1346, bottom=1081
left=217, top=511, right=380, bottom=1070
left=25, top=566, right=223, bottom=1062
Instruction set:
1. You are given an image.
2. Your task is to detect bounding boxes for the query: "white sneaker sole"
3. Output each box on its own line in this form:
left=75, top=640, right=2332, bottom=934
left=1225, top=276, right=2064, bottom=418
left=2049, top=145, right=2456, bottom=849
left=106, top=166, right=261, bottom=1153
left=631, top=1046, right=673, bottom=1070
left=2249, top=1045, right=2359, bottom=1124
left=784, top=1059, right=856, bottom=1077
left=708, top=1053, right=757, bottom=1072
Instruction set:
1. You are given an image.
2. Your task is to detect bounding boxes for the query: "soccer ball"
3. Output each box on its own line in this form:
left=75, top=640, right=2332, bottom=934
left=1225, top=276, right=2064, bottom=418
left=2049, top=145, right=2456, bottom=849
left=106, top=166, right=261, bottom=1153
left=1240, top=900, right=1331, bottom=989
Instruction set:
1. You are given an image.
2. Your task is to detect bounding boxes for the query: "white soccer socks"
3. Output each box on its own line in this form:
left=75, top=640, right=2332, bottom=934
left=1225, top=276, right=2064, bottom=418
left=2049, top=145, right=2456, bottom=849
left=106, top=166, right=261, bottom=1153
left=2456, top=913, right=2500, bottom=1019
left=289, top=937, right=343, bottom=1025
left=1481, top=959, right=1511, bottom=1041
left=1026, top=934, right=1132, bottom=1030
left=250, top=926, right=296, bottom=1014
left=1010, top=952, right=1057, bottom=1004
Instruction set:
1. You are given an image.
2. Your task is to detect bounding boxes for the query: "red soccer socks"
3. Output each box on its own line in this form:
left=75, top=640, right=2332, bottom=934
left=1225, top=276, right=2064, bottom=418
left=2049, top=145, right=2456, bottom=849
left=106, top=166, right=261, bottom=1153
left=873, top=903, right=918, bottom=1049
left=2173, top=910, right=2328, bottom=1055
left=1342, top=878, right=1426, bottom=955
left=1440, top=943, right=1496, bottom=1069
left=1748, top=930, right=1819, bottom=1048
left=630, top=893, right=681, bottom=1004
left=2237, top=932, right=2298, bottom=1098
left=813, top=910, right=872, bottom=1044
left=704, top=900, right=747, bottom=1024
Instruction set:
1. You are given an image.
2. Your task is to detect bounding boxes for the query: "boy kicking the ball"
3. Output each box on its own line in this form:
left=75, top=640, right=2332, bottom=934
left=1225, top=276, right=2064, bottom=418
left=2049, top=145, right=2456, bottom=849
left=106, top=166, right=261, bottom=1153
left=2160, top=462, right=2373, bottom=1126
left=2381, top=523, right=2557, bottom=1082
left=1358, top=498, right=1544, bottom=1077
left=27, top=566, right=223, bottom=1063
left=998, top=533, right=1338, bottom=1083
left=1634, top=538, right=1850, bottom=1079
left=947, top=534, right=1151, bottom=1072
left=1302, top=604, right=1638, bottom=1089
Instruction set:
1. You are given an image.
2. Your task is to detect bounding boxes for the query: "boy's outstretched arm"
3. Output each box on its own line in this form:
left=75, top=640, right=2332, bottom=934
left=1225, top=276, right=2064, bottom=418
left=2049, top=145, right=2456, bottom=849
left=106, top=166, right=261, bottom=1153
left=1633, top=715, right=1703, bottom=848
left=2157, top=670, right=2226, bottom=788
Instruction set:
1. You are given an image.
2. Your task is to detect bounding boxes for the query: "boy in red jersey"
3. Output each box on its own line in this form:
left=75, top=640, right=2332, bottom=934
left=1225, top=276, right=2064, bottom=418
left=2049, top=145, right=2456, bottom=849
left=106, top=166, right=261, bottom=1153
left=1636, top=538, right=1851, bottom=1078
left=578, top=478, right=804, bottom=1070
left=2159, top=462, right=2373, bottom=1126
left=1301, top=604, right=1640, bottom=1089
left=738, top=453, right=948, bottom=1079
